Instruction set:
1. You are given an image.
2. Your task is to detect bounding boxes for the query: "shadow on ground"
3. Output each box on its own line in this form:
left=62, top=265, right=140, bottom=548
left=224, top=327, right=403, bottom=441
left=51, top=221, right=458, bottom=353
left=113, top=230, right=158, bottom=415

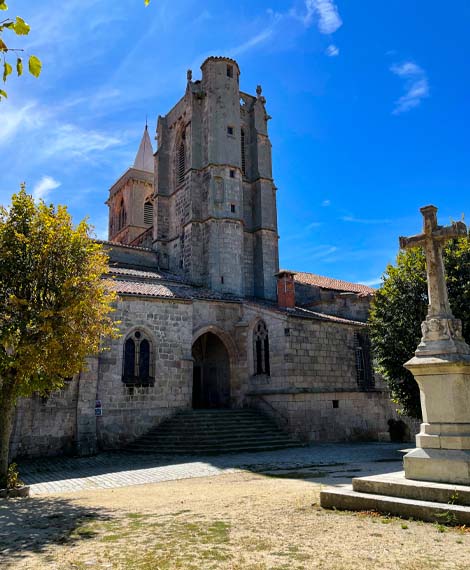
left=0, top=496, right=111, bottom=566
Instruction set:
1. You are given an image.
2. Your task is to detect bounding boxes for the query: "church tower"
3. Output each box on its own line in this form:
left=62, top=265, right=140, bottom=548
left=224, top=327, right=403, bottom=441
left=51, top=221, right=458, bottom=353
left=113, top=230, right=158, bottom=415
left=153, top=57, right=279, bottom=300
left=106, top=126, right=154, bottom=247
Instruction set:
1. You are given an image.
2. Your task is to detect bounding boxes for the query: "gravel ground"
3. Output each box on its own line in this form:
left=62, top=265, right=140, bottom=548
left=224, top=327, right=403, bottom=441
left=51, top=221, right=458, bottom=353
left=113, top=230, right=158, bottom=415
left=1, top=469, right=470, bottom=570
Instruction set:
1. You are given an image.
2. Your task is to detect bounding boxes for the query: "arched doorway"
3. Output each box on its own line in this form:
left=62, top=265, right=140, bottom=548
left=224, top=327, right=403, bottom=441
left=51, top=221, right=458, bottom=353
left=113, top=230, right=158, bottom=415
left=192, top=332, right=231, bottom=409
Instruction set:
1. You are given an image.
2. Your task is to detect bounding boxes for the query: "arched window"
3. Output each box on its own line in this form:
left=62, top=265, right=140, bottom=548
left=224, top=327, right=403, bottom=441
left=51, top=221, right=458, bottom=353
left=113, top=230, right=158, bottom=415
left=122, top=330, right=154, bottom=386
left=144, top=201, right=153, bottom=225
left=240, top=128, right=246, bottom=176
left=117, top=199, right=127, bottom=231
left=177, top=139, right=185, bottom=184
left=253, top=320, right=270, bottom=376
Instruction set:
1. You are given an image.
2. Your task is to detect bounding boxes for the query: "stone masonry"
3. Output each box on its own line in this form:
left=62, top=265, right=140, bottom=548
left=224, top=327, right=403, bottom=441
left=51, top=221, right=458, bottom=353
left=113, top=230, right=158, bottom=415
left=9, top=57, right=407, bottom=460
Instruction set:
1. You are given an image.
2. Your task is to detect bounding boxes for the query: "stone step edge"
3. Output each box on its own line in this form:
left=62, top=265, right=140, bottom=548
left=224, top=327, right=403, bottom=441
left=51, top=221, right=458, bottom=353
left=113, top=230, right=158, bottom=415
left=352, top=474, right=470, bottom=507
left=320, top=487, right=470, bottom=525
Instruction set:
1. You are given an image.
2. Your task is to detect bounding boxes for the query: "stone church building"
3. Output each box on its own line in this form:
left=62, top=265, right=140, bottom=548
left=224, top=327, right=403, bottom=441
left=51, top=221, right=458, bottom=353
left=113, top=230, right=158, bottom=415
left=10, top=57, right=400, bottom=459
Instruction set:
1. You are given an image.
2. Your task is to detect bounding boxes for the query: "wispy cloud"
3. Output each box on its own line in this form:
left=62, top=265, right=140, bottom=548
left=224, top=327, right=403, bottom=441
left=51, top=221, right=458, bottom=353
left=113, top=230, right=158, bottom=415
left=0, top=101, right=46, bottom=143
left=304, top=0, right=343, bottom=34
left=341, top=215, right=392, bottom=225
left=390, top=61, right=429, bottom=115
left=43, top=124, right=121, bottom=160
left=322, top=199, right=331, bottom=206
left=229, top=28, right=275, bottom=57
left=33, top=176, right=61, bottom=201
left=326, top=44, right=339, bottom=57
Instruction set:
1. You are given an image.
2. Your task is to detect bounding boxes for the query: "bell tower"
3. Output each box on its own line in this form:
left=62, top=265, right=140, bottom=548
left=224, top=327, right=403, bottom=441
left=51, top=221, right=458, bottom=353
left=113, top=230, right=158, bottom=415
left=152, top=57, right=279, bottom=300
left=106, top=126, right=154, bottom=247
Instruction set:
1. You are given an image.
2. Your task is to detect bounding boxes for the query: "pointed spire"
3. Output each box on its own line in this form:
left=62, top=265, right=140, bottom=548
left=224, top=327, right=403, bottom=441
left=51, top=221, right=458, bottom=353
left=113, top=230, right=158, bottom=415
left=133, top=124, right=154, bottom=172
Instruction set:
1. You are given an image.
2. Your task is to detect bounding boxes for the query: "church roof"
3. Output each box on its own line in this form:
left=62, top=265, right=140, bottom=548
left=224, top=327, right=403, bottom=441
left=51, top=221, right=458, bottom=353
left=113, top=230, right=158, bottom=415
left=133, top=126, right=154, bottom=172
left=290, top=271, right=375, bottom=296
left=105, top=266, right=365, bottom=325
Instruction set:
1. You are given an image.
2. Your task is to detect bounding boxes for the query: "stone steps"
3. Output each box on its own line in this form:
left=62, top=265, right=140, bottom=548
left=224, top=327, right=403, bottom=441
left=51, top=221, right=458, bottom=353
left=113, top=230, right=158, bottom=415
left=320, top=471, right=470, bottom=524
left=125, top=408, right=303, bottom=455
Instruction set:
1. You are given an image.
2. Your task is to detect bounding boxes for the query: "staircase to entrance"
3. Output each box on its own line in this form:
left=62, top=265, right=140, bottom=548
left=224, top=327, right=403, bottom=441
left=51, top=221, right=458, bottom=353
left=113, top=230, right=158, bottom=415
left=126, top=408, right=303, bottom=454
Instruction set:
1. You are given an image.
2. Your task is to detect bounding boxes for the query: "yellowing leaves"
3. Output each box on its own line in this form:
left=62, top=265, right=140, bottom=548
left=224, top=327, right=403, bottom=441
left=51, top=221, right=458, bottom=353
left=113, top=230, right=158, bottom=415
left=28, top=55, right=41, bottom=78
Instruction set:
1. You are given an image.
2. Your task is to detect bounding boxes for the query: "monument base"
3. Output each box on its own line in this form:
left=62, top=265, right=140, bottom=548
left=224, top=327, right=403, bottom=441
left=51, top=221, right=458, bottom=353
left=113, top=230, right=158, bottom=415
left=320, top=471, right=470, bottom=524
left=404, top=447, right=470, bottom=485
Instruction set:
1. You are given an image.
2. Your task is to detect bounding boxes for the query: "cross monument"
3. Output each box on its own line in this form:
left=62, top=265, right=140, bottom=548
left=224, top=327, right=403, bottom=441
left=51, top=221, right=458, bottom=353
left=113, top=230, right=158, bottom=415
left=400, top=205, right=470, bottom=485
left=399, top=205, right=469, bottom=356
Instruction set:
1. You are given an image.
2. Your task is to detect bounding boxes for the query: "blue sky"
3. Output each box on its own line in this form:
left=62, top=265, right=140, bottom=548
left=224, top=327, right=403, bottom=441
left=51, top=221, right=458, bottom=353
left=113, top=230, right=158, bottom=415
left=1, top=0, right=469, bottom=286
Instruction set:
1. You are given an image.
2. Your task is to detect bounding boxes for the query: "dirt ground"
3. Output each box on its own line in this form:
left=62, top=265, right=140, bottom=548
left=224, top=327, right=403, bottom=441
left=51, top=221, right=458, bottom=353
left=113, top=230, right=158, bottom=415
left=1, top=471, right=470, bottom=570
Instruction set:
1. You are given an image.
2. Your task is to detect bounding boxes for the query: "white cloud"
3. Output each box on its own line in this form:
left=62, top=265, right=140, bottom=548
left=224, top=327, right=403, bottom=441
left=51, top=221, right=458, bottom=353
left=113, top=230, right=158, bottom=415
left=390, top=61, right=430, bottom=115
left=304, top=0, right=343, bottom=34
left=322, top=199, right=331, bottom=206
left=0, top=101, right=46, bottom=143
left=33, top=176, right=61, bottom=201
left=326, top=44, right=339, bottom=57
left=43, top=124, right=121, bottom=160
left=230, top=28, right=275, bottom=57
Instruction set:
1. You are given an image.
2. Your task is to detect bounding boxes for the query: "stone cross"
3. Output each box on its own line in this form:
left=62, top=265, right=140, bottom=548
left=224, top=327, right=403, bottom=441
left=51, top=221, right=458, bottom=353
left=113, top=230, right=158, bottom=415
left=399, top=205, right=468, bottom=355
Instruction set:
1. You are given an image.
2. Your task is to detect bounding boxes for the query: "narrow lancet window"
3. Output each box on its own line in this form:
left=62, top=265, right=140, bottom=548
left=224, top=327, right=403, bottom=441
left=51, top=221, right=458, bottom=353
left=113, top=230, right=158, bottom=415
left=122, top=330, right=154, bottom=386
left=253, top=320, right=270, bottom=376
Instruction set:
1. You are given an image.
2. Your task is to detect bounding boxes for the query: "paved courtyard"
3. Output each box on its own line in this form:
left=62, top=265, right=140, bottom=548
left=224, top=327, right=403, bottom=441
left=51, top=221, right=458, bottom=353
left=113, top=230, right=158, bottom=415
left=18, top=442, right=409, bottom=495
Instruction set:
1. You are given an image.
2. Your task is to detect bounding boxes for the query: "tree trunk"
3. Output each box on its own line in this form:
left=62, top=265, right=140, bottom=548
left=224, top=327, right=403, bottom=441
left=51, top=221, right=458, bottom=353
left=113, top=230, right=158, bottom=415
left=0, top=384, right=16, bottom=489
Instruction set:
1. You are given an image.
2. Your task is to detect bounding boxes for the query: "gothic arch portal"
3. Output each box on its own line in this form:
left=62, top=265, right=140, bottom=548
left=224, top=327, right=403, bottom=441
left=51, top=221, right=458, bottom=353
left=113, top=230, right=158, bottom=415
left=191, top=326, right=236, bottom=409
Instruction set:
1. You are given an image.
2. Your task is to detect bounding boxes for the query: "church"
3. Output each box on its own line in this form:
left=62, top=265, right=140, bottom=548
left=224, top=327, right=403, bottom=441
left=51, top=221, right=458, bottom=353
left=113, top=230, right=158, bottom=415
left=10, top=57, right=401, bottom=459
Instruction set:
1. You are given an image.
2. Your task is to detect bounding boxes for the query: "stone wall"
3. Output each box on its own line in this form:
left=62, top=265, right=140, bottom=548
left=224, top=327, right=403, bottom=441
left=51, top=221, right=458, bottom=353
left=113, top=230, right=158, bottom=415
left=245, top=312, right=402, bottom=442
left=294, top=283, right=371, bottom=322
left=10, top=378, right=79, bottom=459
left=9, top=295, right=409, bottom=459
left=95, top=296, right=194, bottom=450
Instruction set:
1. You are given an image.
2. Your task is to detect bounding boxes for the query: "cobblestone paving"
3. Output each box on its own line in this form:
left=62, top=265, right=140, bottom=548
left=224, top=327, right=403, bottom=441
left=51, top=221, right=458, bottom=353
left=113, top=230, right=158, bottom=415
left=18, top=443, right=409, bottom=495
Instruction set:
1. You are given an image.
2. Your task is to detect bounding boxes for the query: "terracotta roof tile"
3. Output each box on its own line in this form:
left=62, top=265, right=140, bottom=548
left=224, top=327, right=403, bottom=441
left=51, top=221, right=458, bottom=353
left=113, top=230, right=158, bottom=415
left=289, top=270, right=375, bottom=296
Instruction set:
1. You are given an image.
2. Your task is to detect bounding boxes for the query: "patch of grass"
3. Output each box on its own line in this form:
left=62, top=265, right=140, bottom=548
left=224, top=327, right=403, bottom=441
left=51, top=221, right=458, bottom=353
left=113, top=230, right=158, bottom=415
left=101, top=534, right=124, bottom=542
left=401, top=523, right=409, bottom=530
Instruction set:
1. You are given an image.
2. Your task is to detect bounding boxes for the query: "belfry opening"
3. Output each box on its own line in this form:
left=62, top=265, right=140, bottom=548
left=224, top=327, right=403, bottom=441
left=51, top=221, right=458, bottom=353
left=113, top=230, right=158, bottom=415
left=191, top=332, right=231, bottom=409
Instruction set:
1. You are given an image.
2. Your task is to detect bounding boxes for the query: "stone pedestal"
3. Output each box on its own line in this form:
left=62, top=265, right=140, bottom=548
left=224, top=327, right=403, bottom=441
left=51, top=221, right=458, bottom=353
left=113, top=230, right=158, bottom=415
left=404, top=355, right=470, bottom=485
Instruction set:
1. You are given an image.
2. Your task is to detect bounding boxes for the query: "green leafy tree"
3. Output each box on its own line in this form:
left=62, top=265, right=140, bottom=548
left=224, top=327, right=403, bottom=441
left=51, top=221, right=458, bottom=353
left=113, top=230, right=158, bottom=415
left=0, top=188, right=117, bottom=488
left=0, top=2, right=41, bottom=100
left=369, top=236, right=470, bottom=419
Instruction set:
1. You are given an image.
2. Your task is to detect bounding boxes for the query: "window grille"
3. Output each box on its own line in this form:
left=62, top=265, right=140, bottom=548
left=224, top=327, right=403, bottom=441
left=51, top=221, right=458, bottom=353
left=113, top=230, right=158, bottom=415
left=144, top=201, right=153, bottom=225
left=241, top=128, right=246, bottom=176
left=253, top=320, right=270, bottom=376
left=177, top=141, right=185, bottom=184
left=354, top=332, right=375, bottom=390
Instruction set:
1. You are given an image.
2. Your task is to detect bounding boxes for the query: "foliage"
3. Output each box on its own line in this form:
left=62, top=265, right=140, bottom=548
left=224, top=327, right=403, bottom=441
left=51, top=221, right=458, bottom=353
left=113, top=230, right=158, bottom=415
left=369, top=236, right=470, bottom=419
left=0, top=187, right=117, bottom=486
left=6, top=461, right=23, bottom=489
left=0, top=2, right=41, bottom=100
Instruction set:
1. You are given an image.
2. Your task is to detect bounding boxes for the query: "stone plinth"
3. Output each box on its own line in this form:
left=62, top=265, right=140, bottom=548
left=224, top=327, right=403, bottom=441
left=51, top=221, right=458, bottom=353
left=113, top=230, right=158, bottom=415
left=403, top=354, right=470, bottom=485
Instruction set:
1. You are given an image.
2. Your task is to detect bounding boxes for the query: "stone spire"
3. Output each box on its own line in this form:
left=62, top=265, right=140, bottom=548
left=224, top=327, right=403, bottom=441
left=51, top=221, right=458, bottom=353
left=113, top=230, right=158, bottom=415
left=133, top=125, right=154, bottom=172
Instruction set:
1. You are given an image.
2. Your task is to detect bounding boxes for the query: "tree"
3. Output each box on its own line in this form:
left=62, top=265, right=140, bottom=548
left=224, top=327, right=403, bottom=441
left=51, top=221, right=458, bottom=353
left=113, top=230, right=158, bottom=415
left=0, top=188, right=117, bottom=487
left=369, top=236, right=470, bottom=419
left=0, top=2, right=41, bottom=100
